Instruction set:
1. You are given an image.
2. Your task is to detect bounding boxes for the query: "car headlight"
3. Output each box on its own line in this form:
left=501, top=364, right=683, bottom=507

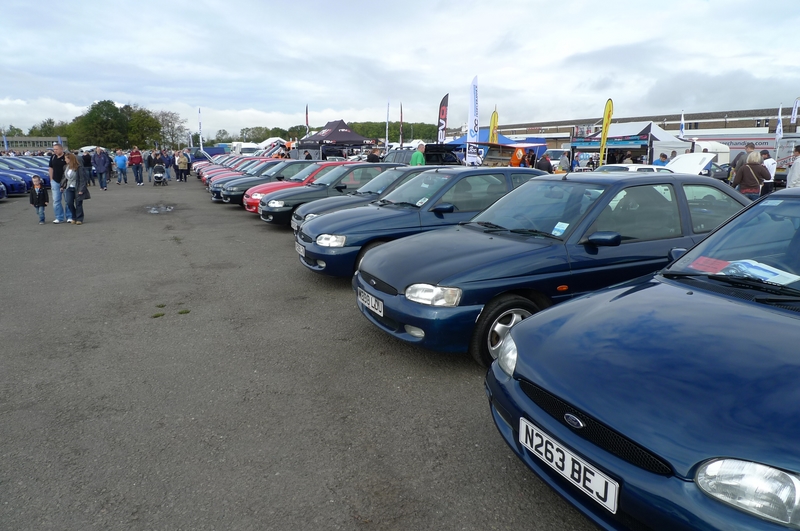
left=251, top=193, right=263, bottom=199
left=11, top=176, right=23, bottom=182
left=304, top=213, right=319, bottom=221
left=316, top=234, right=346, bottom=247
left=267, top=200, right=284, bottom=208
left=497, top=333, right=518, bottom=377
left=697, top=458, right=800, bottom=526
left=404, top=284, right=462, bottom=307
left=227, top=187, right=239, bottom=192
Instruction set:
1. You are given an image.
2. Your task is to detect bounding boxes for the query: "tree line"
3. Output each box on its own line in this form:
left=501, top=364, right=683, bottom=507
left=1, top=100, right=439, bottom=149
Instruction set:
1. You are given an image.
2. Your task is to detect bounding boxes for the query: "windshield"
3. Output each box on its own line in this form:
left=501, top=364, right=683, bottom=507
left=288, top=163, right=323, bottom=182
left=667, top=197, right=800, bottom=288
left=594, top=165, right=629, bottom=172
left=260, top=161, right=292, bottom=177
left=381, top=170, right=454, bottom=205
left=244, top=160, right=277, bottom=175
left=472, top=180, right=607, bottom=236
left=312, top=165, right=352, bottom=186
left=356, top=169, right=407, bottom=194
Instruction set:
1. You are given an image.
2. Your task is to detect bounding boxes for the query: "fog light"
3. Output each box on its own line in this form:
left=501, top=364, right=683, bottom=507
left=317, top=260, right=326, bottom=268
left=404, top=325, right=425, bottom=338
left=266, top=215, right=273, bottom=221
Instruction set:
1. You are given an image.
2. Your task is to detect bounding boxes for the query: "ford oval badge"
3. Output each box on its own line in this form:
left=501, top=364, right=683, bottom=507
left=564, top=413, right=585, bottom=429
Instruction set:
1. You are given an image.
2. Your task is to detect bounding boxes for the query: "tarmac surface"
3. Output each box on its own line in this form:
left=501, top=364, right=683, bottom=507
left=0, top=174, right=598, bottom=530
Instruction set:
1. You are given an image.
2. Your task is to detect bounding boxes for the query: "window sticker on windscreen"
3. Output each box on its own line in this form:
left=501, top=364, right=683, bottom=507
left=690, top=258, right=800, bottom=285
left=416, top=197, right=429, bottom=207
left=552, top=222, right=569, bottom=236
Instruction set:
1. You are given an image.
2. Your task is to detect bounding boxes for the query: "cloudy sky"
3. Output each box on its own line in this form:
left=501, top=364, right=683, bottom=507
left=2, top=0, right=799, bottom=138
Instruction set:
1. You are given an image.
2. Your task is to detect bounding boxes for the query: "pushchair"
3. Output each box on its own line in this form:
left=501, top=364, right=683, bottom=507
left=153, top=164, right=167, bottom=186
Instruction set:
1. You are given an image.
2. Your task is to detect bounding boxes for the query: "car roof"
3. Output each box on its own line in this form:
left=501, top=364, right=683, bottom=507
left=419, top=166, right=544, bottom=176
left=534, top=171, right=728, bottom=186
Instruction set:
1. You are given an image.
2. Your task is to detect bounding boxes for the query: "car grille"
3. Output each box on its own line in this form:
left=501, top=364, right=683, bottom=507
left=360, top=271, right=398, bottom=296
left=298, top=231, right=313, bottom=243
left=519, top=380, right=672, bottom=476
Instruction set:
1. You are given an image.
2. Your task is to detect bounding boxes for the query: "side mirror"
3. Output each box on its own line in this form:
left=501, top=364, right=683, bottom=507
left=275, top=175, right=285, bottom=181
left=334, top=184, right=347, bottom=192
left=668, top=248, right=687, bottom=261
left=585, top=231, right=621, bottom=246
left=430, top=203, right=455, bottom=214
left=700, top=169, right=710, bottom=176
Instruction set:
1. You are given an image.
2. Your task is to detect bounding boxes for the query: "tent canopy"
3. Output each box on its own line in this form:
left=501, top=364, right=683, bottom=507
left=449, top=129, right=515, bottom=145
left=299, top=120, right=375, bottom=145
left=572, top=121, right=682, bottom=150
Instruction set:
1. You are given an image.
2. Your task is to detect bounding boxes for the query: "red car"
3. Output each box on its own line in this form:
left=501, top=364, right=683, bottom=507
left=243, top=161, right=355, bottom=214
left=196, top=155, right=239, bottom=181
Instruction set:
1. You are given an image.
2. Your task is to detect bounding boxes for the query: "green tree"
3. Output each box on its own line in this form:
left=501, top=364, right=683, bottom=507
left=0, top=124, right=24, bottom=136
left=72, top=100, right=127, bottom=149
left=154, top=110, right=188, bottom=148
left=27, top=119, right=56, bottom=137
left=269, top=127, right=289, bottom=139
left=286, top=125, right=306, bottom=140
left=127, top=107, right=162, bottom=148
left=214, top=129, right=233, bottom=143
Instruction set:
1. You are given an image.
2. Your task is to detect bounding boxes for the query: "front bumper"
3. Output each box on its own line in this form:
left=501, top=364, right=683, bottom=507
left=485, top=364, right=782, bottom=531
left=295, top=234, right=360, bottom=277
left=243, top=196, right=260, bottom=213
left=352, top=271, right=482, bottom=353
left=221, top=191, right=244, bottom=204
left=259, top=206, right=293, bottom=225
left=209, top=189, right=224, bottom=201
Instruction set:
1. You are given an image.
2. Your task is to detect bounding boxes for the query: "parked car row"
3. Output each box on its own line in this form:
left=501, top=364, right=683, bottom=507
left=192, top=153, right=800, bottom=530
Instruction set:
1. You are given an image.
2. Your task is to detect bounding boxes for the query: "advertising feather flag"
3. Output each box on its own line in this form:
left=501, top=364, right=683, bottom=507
left=305, top=104, right=310, bottom=137
left=599, top=99, right=614, bottom=164
left=2, top=133, right=8, bottom=152
left=466, top=77, right=479, bottom=165
left=199, top=107, right=203, bottom=150
left=791, top=98, right=799, bottom=125
left=679, top=111, right=685, bottom=140
left=489, top=106, right=499, bottom=144
left=776, top=105, right=783, bottom=145
left=437, top=94, right=449, bottom=144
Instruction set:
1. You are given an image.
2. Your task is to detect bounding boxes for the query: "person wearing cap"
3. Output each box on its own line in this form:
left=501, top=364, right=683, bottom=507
left=653, top=153, right=669, bottom=166
left=787, top=145, right=800, bottom=189
left=760, top=150, right=776, bottom=196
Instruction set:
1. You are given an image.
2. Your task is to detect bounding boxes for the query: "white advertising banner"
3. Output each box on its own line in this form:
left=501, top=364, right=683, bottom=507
left=466, top=76, right=479, bottom=165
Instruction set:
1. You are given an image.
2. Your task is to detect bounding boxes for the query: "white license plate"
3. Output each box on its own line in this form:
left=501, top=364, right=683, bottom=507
left=295, top=241, right=305, bottom=257
left=258, top=207, right=262, bottom=215
left=519, top=417, right=618, bottom=514
left=358, top=287, right=384, bottom=317
left=290, top=219, right=298, bottom=231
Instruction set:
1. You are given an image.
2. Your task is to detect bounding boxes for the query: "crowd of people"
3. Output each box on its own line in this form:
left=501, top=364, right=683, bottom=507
left=26, top=143, right=196, bottom=225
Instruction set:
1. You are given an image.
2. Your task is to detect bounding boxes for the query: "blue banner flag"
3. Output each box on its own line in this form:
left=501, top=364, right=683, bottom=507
left=2, top=134, right=8, bottom=152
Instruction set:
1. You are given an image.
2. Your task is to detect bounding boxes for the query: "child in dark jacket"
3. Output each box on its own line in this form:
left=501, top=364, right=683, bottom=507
left=29, top=176, right=49, bottom=224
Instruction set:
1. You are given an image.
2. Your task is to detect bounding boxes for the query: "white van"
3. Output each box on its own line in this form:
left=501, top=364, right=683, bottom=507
left=231, top=142, right=259, bottom=155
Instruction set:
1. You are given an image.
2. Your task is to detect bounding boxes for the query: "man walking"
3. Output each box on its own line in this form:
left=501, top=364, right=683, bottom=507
left=92, top=147, right=111, bottom=190
left=129, top=146, right=144, bottom=185
left=80, top=149, right=95, bottom=186
left=48, top=143, right=67, bottom=223
left=114, top=149, right=128, bottom=185
left=731, top=142, right=756, bottom=181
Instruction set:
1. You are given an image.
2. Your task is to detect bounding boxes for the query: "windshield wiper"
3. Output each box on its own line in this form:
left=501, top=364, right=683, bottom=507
left=509, top=229, right=562, bottom=240
left=459, top=221, right=508, bottom=232
left=383, top=201, right=419, bottom=208
left=663, top=271, right=800, bottom=298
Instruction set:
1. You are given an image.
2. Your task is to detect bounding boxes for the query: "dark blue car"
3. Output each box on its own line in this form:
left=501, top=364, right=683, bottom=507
left=0, top=171, right=29, bottom=194
left=290, top=165, right=443, bottom=230
left=296, top=167, right=546, bottom=277
left=0, top=182, right=7, bottom=200
left=486, top=187, right=800, bottom=530
left=353, top=173, right=749, bottom=366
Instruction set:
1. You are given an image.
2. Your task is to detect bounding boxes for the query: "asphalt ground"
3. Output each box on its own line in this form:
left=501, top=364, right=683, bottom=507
left=0, top=172, right=598, bottom=531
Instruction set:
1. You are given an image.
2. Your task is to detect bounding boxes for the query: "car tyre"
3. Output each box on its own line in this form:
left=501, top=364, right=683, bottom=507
left=355, top=241, right=386, bottom=272
left=470, top=295, right=539, bottom=367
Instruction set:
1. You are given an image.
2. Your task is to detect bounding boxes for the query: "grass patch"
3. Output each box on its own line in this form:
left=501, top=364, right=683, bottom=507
left=156, top=304, right=166, bottom=308
left=178, top=309, right=190, bottom=315
left=151, top=313, right=165, bottom=318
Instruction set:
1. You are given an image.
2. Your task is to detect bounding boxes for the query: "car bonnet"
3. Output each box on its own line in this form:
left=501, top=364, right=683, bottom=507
left=510, top=277, right=800, bottom=479
left=300, top=204, right=420, bottom=238
left=359, top=226, right=560, bottom=289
